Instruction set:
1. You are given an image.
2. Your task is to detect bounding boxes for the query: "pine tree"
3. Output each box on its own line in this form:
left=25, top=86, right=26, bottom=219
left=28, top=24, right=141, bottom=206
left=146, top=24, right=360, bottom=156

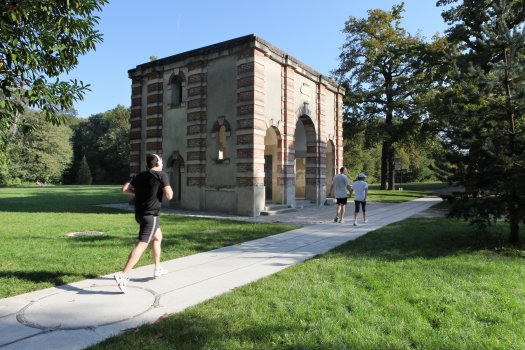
left=76, top=155, right=93, bottom=185
left=436, top=0, right=525, bottom=242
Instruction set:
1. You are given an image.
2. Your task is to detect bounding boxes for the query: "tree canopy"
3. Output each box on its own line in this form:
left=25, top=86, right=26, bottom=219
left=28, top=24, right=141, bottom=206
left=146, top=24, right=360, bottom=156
left=0, top=0, right=108, bottom=131
left=434, top=0, right=525, bottom=242
left=333, top=4, right=444, bottom=189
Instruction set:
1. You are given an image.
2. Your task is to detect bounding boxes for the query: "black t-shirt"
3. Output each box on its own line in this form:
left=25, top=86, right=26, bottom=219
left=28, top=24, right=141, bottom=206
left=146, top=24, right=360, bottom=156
left=130, top=170, right=169, bottom=216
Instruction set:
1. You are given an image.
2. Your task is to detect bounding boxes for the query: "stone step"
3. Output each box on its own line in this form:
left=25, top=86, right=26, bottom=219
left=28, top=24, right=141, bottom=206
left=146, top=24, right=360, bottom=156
left=260, top=207, right=297, bottom=216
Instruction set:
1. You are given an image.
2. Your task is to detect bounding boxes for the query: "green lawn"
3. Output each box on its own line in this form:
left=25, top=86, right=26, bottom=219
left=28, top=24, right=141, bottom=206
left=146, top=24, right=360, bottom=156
left=367, top=182, right=448, bottom=203
left=90, top=217, right=525, bottom=350
left=0, top=186, right=297, bottom=298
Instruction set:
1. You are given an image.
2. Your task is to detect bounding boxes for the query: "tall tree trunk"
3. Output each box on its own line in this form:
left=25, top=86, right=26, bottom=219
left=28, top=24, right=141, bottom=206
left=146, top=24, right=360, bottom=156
left=381, top=140, right=389, bottom=189
left=387, top=146, right=396, bottom=191
left=509, top=202, right=520, bottom=243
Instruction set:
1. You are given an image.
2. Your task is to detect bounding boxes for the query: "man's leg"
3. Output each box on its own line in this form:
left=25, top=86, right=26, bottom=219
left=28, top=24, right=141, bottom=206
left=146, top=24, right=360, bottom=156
left=339, top=204, right=346, bottom=222
left=362, top=201, right=367, bottom=223
left=152, top=228, right=163, bottom=268
left=123, top=241, right=149, bottom=275
left=354, top=201, right=359, bottom=225
left=334, top=204, right=340, bottom=222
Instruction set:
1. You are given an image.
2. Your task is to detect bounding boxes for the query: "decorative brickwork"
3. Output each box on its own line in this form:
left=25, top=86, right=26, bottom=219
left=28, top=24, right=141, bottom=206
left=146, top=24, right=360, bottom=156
left=129, top=130, right=141, bottom=140
left=187, top=98, right=206, bottom=109
left=131, top=109, right=141, bottom=118
left=186, top=164, right=206, bottom=174
left=147, top=129, right=162, bottom=138
left=147, top=94, right=163, bottom=104
left=188, top=73, right=206, bottom=84
left=237, top=62, right=254, bottom=75
left=146, top=141, right=162, bottom=151
left=147, top=105, right=162, bottom=116
left=146, top=118, right=162, bottom=127
left=131, top=97, right=141, bottom=107
left=187, top=111, right=206, bottom=122
left=147, top=82, right=163, bottom=93
left=187, top=138, right=206, bottom=148
left=187, top=124, right=205, bottom=135
left=187, top=151, right=206, bottom=161
left=187, top=86, right=207, bottom=97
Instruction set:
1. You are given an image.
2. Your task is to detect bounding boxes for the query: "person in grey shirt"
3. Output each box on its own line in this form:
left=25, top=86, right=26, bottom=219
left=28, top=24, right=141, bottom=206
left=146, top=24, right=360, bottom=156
left=329, top=167, right=352, bottom=223
left=349, top=172, right=369, bottom=226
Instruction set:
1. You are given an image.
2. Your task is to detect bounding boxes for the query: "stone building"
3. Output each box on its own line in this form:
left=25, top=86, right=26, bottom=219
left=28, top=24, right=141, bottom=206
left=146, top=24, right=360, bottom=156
left=128, top=34, right=345, bottom=216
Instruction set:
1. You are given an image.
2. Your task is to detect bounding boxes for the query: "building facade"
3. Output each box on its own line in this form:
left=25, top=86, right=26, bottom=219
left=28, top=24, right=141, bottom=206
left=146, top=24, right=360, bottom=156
left=128, top=35, right=345, bottom=216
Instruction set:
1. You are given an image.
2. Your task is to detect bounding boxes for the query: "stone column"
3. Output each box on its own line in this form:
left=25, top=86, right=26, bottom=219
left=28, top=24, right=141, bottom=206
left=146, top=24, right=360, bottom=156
left=235, top=49, right=266, bottom=216
left=185, top=61, right=208, bottom=211
left=129, top=76, right=143, bottom=175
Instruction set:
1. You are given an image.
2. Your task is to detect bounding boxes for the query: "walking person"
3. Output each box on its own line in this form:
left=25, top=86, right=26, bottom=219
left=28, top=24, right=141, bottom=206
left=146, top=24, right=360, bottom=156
left=350, top=172, right=369, bottom=226
left=329, top=166, right=352, bottom=223
left=115, top=154, right=173, bottom=294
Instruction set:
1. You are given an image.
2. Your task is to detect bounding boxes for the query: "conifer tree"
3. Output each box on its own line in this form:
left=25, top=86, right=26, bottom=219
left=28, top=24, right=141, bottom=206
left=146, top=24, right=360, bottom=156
left=76, top=155, right=93, bottom=185
left=435, top=0, right=525, bottom=242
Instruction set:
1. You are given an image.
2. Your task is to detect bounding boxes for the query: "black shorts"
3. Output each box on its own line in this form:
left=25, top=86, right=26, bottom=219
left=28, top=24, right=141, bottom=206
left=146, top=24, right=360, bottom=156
left=135, top=215, right=160, bottom=243
left=336, top=197, right=348, bottom=205
left=354, top=201, right=367, bottom=213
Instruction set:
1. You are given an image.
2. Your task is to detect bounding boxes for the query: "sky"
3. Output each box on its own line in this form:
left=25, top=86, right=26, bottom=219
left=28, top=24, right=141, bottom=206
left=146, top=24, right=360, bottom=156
left=68, top=0, right=449, bottom=118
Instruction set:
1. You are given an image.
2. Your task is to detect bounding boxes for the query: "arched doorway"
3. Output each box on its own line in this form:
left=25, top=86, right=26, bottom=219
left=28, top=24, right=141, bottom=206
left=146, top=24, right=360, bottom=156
left=294, top=116, right=317, bottom=202
left=264, top=127, right=281, bottom=202
left=167, top=151, right=185, bottom=206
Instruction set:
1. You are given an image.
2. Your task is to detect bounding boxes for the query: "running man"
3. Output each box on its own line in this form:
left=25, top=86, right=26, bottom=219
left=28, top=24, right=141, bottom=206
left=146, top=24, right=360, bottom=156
left=115, top=154, right=173, bottom=293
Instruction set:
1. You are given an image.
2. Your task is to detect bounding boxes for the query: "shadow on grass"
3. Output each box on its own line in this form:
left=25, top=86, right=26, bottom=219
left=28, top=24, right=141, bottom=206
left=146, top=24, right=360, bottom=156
left=330, top=217, right=525, bottom=261
left=0, top=186, right=125, bottom=214
left=0, top=270, right=98, bottom=286
left=91, top=311, right=302, bottom=350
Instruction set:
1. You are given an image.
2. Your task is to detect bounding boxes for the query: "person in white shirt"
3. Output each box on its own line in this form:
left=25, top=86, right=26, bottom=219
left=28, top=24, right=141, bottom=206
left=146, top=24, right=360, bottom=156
left=329, top=166, right=352, bottom=223
left=349, top=172, right=369, bottom=226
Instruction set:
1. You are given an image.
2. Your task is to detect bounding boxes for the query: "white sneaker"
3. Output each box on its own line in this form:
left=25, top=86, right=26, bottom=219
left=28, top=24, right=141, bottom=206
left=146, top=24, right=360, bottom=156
left=364, top=219, right=368, bottom=224
left=339, top=218, right=344, bottom=223
left=353, top=221, right=357, bottom=226
left=154, top=266, right=168, bottom=278
left=114, top=273, right=129, bottom=294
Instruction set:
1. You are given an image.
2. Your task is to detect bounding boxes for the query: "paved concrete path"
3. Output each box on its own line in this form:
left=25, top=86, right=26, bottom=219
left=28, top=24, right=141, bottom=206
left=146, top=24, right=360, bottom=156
left=0, top=197, right=441, bottom=350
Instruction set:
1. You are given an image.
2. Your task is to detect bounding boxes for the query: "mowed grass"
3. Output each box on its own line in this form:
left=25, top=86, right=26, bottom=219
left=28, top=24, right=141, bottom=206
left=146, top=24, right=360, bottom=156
left=0, top=186, right=297, bottom=298
left=367, top=182, right=448, bottom=203
left=90, top=218, right=525, bottom=350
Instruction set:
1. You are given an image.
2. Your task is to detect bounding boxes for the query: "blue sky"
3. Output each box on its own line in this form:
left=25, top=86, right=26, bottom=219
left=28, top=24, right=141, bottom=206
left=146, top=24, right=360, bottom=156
left=69, top=1, right=448, bottom=118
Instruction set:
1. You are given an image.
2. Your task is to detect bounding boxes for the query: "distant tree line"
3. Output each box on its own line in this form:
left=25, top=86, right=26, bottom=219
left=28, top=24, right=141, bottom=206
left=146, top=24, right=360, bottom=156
left=0, top=105, right=130, bottom=186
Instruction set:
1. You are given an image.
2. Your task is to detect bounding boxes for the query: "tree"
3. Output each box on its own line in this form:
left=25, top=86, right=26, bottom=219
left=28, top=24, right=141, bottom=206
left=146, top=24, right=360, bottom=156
left=0, top=0, right=108, bottom=131
left=67, top=105, right=130, bottom=184
left=3, top=109, right=74, bottom=184
left=333, top=4, right=442, bottom=189
left=435, top=0, right=525, bottom=242
left=76, top=155, right=92, bottom=185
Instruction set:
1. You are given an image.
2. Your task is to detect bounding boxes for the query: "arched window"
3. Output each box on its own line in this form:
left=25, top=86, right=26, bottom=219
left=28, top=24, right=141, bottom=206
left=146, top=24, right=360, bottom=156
left=168, top=72, right=185, bottom=108
left=211, top=116, right=231, bottom=163
left=218, top=125, right=227, bottom=160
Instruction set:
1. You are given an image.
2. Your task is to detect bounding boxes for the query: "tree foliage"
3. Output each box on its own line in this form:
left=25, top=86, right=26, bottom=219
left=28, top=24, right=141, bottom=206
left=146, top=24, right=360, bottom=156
left=3, top=110, right=74, bottom=184
left=67, top=105, right=130, bottom=184
left=334, top=4, right=444, bottom=189
left=75, top=155, right=92, bottom=185
left=0, top=0, right=108, bottom=131
left=434, top=0, right=525, bottom=242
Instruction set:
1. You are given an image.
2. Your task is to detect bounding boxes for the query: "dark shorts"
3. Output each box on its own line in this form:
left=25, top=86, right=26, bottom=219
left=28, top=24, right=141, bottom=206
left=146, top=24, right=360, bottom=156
left=135, top=215, right=160, bottom=243
left=336, top=197, right=348, bottom=205
left=354, top=201, right=367, bottom=213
